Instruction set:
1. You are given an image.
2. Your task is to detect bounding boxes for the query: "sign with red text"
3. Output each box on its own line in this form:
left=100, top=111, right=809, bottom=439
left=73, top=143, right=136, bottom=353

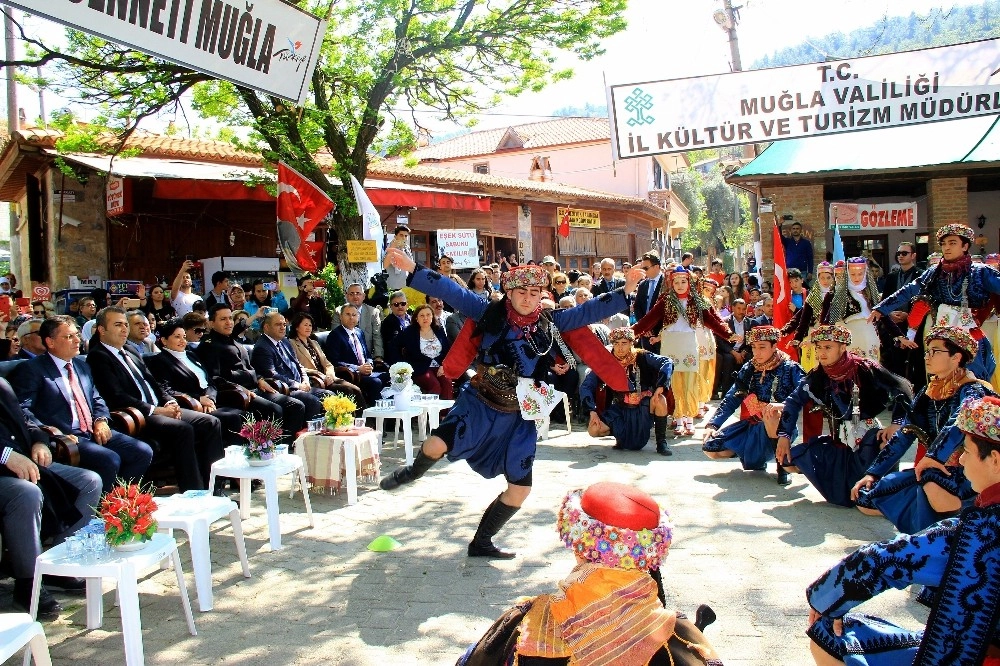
left=106, top=175, right=126, bottom=216
left=608, top=39, right=1000, bottom=158
left=6, top=0, right=326, bottom=104
left=829, top=202, right=918, bottom=231
left=436, top=229, right=480, bottom=269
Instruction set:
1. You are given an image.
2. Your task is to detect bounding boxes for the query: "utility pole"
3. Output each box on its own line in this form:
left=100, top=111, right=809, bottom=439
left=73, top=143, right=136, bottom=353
left=721, top=0, right=742, bottom=72
left=4, top=8, right=17, bottom=135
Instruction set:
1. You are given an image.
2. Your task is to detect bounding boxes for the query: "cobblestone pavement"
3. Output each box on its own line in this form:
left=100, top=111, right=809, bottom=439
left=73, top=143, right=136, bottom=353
left=1, top=406, right=926, bottom=666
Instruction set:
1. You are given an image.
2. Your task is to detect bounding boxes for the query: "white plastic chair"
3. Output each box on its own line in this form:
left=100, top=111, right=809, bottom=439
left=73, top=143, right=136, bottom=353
left=0, top=613, right=50, bottom=666
left=536, top=394, right=573, bottom=441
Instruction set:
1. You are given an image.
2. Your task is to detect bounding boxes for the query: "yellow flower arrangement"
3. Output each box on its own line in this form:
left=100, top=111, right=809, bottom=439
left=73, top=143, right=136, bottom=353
left=323, top=393, right=358, bottom=430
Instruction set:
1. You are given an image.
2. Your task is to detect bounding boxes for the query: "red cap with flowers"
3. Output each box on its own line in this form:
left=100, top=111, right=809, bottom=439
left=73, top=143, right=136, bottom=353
left=502, top=265, right=549, bottom=291
left=557, top=482, right=672, bottom=572
left=956, top=395, right=1000, bottom=443
left=811, top=324, right=852, bottom=346
left=609, top=327, right=636, bottom=343
left=926, top=325, right=979, bottom=359
left=936, top=223, right=975, bottom=244
left=746, top=325, right=781, bottom=344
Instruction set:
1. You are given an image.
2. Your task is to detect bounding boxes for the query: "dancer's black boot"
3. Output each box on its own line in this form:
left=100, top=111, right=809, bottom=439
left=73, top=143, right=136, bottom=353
left=654, top=415, right=672, bottom=456
left=379, top=450, right=439, bottom=490
left=776, top=460, right=790, bottom=486
left=468, top=495, right=520, bottom=559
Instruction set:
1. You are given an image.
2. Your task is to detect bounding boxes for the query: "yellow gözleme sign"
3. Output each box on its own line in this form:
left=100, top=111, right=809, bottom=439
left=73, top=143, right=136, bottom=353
left=346, top=240, right=379, bottom=263
left=557, top=207, right=601, bottom=229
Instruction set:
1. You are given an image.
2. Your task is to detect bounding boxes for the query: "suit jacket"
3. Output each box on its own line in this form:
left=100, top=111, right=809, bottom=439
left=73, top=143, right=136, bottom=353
left=389, top=324, right=451, bottom=374
left=196, top=332, right=259, bottom=390
left=289, top=336, right=335, bottom=375
left=324, top=326, right=372, bottom=371
left=591, top=276, right=626, bottom=297
left=0, top=377, right=50, bottom=457
left=11, top=354, right=112, bottom=435
left=146, top=349, right=217, bottom=401
left=379, top=313, right=409, bottom=352
left=726, top=315, right=751, bottom=351
left=633, top=275, right=663, bottom=322
left=251, top=336, right=306, bottom=386
left=86, top=341, right=169, bottom=414
left=331, top=303, right=384, bottom=359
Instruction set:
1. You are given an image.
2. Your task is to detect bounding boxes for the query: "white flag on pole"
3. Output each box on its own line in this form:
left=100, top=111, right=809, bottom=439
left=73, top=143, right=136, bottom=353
left=350, top=174, right=384, bottom=280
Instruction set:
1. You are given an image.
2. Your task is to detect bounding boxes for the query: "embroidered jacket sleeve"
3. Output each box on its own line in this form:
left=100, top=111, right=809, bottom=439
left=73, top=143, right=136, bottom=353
left=782, top=304, right=804, bottom=338
left=702, top=306, right=733, bottom=338
left=866, top=425, right=918, bottom=479
left=776, top=377, right=812, bottom=441
left=875, top=267, right=934, bottom=315
left=580, top=371, right=602, bottom=412
left=807, top=518, right=956, bottom=617
left=640, top=352, right=674, bottom=391
left=409, top=266, right=490, bottom=320
left=819, top=291, right=834, bottom=325
left=927, top=382, right=992, bottom=464
left=709, top=361, right=754, bottom=429
left=551, top=291, right=630, bottom=331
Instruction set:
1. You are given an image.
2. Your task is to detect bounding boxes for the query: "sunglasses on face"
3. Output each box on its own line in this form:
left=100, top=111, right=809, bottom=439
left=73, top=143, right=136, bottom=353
left=392, top=302, right=407, bottom=307
left=554, top=280, right=567, bottom=284
left=193, top=327, right=207, bottom=334
left=896, top=251, right=912, bottom=256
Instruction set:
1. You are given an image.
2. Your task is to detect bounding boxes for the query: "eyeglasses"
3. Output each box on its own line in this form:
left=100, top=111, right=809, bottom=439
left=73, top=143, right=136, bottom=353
left=392, top=302, right=408, bottom=307
left=554, top=280, right=567, bottom=284
left=193, top=327, right=208, bottom=334
left=924, top=348, right=951, bottom=358
left=896, top=251, right=912, bottom=256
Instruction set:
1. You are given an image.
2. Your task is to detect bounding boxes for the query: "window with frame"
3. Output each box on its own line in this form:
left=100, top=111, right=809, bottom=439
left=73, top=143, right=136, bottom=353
left=411, top=231, right=430, bottom=266
left=473, top=163, right=490, bottom=174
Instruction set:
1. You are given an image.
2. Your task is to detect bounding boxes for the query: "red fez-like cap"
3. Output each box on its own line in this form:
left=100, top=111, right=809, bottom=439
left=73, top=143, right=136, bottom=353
left=580, top=481, right=660, bottom=531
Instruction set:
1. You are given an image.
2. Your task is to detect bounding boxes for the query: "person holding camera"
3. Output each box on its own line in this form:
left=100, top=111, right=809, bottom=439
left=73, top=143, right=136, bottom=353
left=171, top=259, right=202, bottom=317
left=243, top=279, right=290, bottom=334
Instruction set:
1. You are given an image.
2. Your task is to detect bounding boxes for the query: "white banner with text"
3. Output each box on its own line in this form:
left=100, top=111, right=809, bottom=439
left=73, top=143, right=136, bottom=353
left=6, top=0, right=326, bottom=104
left=437, top=229, right=480, bottom=269
left=607, top=39, right=1000, bottom=159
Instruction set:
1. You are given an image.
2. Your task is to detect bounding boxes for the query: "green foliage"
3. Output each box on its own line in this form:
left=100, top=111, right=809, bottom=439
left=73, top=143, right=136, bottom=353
left=674, top=167, right=751, bottom=253
left=48, top=109, right=141, bottom=183
left=20, top=0, right=628, bottom=254
left=316, top=263, right=346, bottom=314
left=753, top=1, right=1000, bottom=68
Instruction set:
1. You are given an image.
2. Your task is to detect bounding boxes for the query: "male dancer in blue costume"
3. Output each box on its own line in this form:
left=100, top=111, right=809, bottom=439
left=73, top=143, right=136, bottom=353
left=702, top=325, right=806, bottom=485
left=379, top=247, right=644, bottom=558
left=773, top=324, right=912, bottom=506
left=852, top=325, right=994, bottom=533
left=871, top=222, right=1000, bottom=380
left=580, top=327, right=674, bottom=455
left=807, top=394, right=1000, bottom=666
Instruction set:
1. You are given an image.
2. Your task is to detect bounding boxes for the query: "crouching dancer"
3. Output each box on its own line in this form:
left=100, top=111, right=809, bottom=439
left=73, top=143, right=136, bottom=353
left=379, top=247, right=643, bottom=559
left=807, top=395, right=1000, bottom=666
left=580, top=327, right=675, bottom=455
left=702, top=325, right=805, bottom=484
left=458, top=482, right=725, bottom=665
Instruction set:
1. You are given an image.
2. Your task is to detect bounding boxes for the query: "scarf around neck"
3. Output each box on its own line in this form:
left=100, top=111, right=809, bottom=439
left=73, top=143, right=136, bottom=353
left=975, top=481, right=1000, bottom=508
left=505, top=298, right=542, bottom=329
left=823, top=350, right=871, bottom=384
left=925, top=367, right=976, bottom=401
left=751, top=348, right=788, bottom=373
left=940, top=254, right=973, bottom=276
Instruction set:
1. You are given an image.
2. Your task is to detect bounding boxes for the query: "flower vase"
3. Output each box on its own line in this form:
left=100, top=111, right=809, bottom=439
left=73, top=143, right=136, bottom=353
left=392, top=383, right=413, bottom=409
left=113, top=536, right=150, bottom=552
left=247, top=448, right=276, bottom=467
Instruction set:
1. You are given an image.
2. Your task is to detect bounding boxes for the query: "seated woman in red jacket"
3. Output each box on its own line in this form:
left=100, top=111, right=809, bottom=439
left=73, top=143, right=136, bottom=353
left=389, top=304, right=453, bottom=400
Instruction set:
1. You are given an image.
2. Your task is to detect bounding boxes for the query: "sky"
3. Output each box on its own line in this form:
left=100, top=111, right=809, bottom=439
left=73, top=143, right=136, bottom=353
left=4, top=0, right=991, bottom=136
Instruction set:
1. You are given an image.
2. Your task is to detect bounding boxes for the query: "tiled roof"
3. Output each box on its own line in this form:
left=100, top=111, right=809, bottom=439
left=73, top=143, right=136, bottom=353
left=6, top=128, right=260, bottom=165
left=2, top=127, right=666, bottom=218
left=367, top=161, right=666, bottom=217
left=411, top=117, right=612, bottom=161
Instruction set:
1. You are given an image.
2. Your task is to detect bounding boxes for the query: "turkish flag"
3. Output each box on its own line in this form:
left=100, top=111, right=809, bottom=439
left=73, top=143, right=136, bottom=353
left=558, top=210, right=571, bottom=238
left=276, top=162, right=335, bottom=273
left=771, top=221, right=794, bottom=355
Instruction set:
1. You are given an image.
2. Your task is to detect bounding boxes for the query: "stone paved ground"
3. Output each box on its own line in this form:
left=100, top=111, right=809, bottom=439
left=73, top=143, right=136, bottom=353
left=2, top=406, right=929, bottom=665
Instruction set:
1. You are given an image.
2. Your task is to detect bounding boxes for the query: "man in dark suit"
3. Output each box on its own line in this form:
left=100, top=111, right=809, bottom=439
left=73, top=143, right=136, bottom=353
left=590, top=258, right=629, bottom=315
left=11, top=315, right=153, bottom=493
left=745, top=295, right=773, bottom=335
left=634, top=252, right=663, bottom=349
left=326, top=304, right=389, bottom=406
left=0, top=376, right=102, bottom=617
left=329, top=282, right=384, bottom=365
left=250, top=311, right=327, bottom=420
left=714, top=298, right=750, bottom=397
left=198, top=304, right=307, bottom=440
left=14, top=318, right=44, bottom=359
left=86, top=307, right=224, bottom=492
left=377, top=291, right=411, bottom=355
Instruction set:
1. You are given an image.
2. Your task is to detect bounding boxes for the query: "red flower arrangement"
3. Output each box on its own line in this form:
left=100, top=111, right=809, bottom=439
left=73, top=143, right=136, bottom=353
left=98, top=481, right=158, bottom=547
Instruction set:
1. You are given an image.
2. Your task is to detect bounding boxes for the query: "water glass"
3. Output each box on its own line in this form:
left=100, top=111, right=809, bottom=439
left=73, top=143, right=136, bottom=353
left=354, top=418, right=366, bottom=429
left=429, top=394, right=439, bottom=402
left=65, top=535, right=85, bottom=559
left=307, top=418, right=324, bottom=432
left=225, top=445, right=243, bottom=459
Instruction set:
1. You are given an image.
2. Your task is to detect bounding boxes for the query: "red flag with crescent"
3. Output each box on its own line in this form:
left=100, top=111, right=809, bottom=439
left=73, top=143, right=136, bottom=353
left=772, top=221, right=794, bottom=355
left=276, top=162, right=334, bottom=272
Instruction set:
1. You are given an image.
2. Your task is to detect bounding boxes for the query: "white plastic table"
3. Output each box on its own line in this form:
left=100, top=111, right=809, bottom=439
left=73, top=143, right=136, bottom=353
left=416, top=399, right=456, bottom=439
left=153, top=493, right=251, bottom=612
left=295, top=429, right=380, bottom=505
left=1, top=613, right=50, bottom=666
left=207, top=454, right=314, bottom=551
left=361, top=406, right=424, bottom=465
left=28, top=533, right=196, bottom=666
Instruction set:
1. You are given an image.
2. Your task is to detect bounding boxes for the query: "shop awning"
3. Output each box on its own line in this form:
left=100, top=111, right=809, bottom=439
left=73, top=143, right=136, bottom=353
left=57, top=152, right=491, bottom=210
